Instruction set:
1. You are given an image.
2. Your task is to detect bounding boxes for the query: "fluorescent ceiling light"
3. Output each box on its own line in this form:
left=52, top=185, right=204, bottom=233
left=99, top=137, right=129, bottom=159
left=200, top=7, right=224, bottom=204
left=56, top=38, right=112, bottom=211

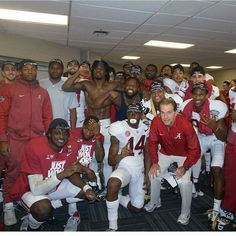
left=225, top=49, right=236, bottom=54
left=171, top=63, right=190, bottom=67
left=206, top=66, right=223, bottom=69
left=0, top=8, right=68, bottom=25
left=121, top=56, right=140, bottom=60
left=144, top=40, right=194, bottom=49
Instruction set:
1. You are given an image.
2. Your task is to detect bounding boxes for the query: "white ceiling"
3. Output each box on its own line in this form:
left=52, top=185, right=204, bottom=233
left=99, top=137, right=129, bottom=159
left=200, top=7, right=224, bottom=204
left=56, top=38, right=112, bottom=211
left=1, top=0, right=236, bottom=70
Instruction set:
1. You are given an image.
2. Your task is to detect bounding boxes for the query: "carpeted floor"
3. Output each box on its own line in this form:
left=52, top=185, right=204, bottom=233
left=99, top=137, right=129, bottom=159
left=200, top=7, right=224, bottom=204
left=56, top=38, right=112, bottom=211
left=0, top=173, right=216, bottom=231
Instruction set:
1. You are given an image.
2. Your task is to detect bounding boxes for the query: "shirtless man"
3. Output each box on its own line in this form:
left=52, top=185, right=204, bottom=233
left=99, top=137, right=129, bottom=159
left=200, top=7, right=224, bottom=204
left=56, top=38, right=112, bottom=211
left=62, top=60, right=121, bottom=184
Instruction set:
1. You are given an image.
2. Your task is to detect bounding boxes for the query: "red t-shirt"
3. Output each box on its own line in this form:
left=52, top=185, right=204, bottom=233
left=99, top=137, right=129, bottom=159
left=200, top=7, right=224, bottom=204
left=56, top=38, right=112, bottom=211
left=70, top=128, right=104, bottom=167
left=21, top=136, right=78, bottom=178
left=10, top=136, right=78, bottom=200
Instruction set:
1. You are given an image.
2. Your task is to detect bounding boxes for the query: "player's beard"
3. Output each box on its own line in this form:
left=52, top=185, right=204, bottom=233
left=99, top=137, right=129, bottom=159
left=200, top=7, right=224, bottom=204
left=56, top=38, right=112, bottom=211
left=50, top=74, right=61, bottom=81
left=68, top=70, right=77, bottom=76
left=125, top=90, right=137, bottom=98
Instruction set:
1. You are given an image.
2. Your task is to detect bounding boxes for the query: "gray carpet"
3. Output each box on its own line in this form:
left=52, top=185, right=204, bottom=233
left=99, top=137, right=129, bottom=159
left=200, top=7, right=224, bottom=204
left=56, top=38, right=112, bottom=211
left=0, top=174, right=214, bottom=231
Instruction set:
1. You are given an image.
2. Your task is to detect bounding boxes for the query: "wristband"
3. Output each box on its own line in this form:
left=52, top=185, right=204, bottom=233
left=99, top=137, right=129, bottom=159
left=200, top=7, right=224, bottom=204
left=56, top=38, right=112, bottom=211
left=83, top=184, right=92, bottom=192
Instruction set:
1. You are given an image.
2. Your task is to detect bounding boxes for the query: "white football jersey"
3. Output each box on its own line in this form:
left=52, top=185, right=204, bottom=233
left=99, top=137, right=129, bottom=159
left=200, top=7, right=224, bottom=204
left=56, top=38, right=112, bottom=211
left=163, top=78, right=180, bottom=94
left=109, top=120, right=149, bottom=164
left=210, top=85, right=220, bottom=100
left=181, top=98, right=228, bottom=122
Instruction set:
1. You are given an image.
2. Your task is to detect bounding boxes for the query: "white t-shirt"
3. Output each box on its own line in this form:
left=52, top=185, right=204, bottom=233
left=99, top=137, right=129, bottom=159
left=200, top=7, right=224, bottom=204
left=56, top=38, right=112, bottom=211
left=40, top=78, right=79, bottom=124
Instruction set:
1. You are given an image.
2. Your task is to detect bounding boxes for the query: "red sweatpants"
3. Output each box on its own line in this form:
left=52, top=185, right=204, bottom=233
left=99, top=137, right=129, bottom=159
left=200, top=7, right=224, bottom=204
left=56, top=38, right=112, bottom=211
left=223, top=143, right=236, bottom=213
left=3, top=138, right=28, bottom=203
left=0, top=155, right=5, bottom=174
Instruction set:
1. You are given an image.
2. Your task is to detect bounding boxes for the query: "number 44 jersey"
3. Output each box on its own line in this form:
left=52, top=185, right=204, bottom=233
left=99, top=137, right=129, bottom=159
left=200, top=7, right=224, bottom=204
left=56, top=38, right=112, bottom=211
left=109, top=120, right=149, bottom=167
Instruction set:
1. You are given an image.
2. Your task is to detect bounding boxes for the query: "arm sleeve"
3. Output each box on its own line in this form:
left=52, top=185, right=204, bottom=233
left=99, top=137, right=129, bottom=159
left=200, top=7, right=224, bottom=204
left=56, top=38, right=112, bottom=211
left=182, top=119, right=201, bottom=168
left=148, top=118, right=160, bottom=164
left=28, top=174, right=61, bottom=196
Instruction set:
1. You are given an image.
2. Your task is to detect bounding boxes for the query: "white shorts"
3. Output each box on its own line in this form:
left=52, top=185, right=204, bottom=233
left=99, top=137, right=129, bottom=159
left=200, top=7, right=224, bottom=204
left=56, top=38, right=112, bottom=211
left=99, top=118, right=111, bottom=144
left=109, top=164, right=145, bottom=208
left=198, top=133, right=225, bottom=167
left=20, top=179, right=81, bottom=210
left=99, top=118, right=112, bottom=185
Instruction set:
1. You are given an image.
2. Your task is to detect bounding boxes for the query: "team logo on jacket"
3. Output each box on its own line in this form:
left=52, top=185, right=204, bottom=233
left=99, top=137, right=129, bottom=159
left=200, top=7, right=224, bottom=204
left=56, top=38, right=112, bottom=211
left=174, top=133, right=181, bottom=139
left=125, top=131, right=131, bottom=137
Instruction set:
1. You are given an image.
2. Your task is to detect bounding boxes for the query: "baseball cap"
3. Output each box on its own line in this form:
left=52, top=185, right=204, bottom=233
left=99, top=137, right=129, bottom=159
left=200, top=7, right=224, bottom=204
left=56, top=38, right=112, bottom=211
left=47, top=118, right=70, bottom=132
left=127, top=104, right=142, bottom=113
left=190, top=65, right=205, bottom=76
left=19, top=59, right=38, bottom=70
left=150, top=80, right=165, bottom=92
left=191, top=82, right=208, bottom=93
left=173, top=64, right=184, bottom=73
left=130, top=64, right=142, bottom=74
left=67, top=59, right=79, bottom=67
left=123, top=61, right=133, bottom=68
left=48, top=59, right=64, bottom=68
left=1, top=61, right=17, bottom=70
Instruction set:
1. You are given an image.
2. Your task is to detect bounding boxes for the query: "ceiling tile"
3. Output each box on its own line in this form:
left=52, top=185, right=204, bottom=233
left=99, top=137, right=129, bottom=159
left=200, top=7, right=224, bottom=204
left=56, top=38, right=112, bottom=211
left=179, top=17, right=236, bottom=33
left=146, top=13, right=189, bottom=26
left=75, top=0, right=169, bottom=13
left=159, top=0, right=215, bottom=16
left=71, top=2, right=153, bottom=23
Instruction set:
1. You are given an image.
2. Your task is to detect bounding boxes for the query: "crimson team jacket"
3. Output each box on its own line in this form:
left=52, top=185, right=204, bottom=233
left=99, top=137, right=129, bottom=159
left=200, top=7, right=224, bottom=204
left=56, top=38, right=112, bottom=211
left=0, top=79, right=52, bottom=142
left=149, top=114, right=201, bottom=169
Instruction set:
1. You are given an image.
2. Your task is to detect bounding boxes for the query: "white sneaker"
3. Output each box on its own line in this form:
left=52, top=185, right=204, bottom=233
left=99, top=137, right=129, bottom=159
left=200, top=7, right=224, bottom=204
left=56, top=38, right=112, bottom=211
left=64, top=211, right=81, bottom=231
left=192, top=189, right=204, bottom=198
left=68, top=203, right=78, bottom=216
left=4, top=205, right=17, bottom=226
left=219, top=208, right=234, bottom=221
left=197, top=190, right=204, bottom=196
left=144, top=201, right=161, bottom=212
left=177, top=214, right=190, bottom=225
left=20, top=215, right=29, bottom=231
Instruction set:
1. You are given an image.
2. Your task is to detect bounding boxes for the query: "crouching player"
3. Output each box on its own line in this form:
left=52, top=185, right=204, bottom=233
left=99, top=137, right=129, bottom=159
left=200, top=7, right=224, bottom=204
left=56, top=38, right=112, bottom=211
left=10, top=119, right=97, bottom=231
